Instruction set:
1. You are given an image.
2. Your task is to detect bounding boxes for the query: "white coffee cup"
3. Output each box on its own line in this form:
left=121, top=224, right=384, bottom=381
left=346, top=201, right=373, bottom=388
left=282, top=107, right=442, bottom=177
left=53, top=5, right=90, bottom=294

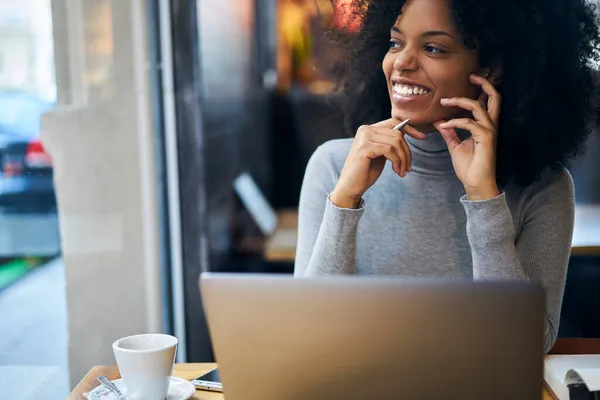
left=112, top=333, right=178, bottom=400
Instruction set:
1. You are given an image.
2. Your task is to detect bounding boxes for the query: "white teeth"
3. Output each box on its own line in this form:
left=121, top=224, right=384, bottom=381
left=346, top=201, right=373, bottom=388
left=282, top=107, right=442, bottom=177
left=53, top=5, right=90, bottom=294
left=393, top=83, right=430, bottom=96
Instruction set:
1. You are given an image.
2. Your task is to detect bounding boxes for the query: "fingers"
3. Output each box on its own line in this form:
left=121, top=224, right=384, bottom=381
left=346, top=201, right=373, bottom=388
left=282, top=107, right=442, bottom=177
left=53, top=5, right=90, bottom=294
left=440, top=97, right=495, bottom=131
left=433, top=120, right=461, bottom=153
left=399, top=133, right=412, bottom=172
left=376, top=130, right=412, bottom=171
left=372, top=128, right=414, bottom=174
left=356, top=117, right=424, bottom=176
left=477, top=91, right=488, bottom=110
left=367, top=142, right=405, bottom=176
left=357, top=127, right=412, bottom=176
left=403, top=125, right=426, bottom=140
left=372, top=131, right=412, bottom=176
left=469, top=74, right=501, bottom=125
left=438, top=118, right=495, bottom=144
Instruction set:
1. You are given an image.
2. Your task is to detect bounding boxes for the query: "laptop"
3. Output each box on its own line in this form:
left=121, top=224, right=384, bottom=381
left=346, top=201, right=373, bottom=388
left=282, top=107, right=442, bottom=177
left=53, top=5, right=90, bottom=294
left=200, top=273, right=545, bottom=400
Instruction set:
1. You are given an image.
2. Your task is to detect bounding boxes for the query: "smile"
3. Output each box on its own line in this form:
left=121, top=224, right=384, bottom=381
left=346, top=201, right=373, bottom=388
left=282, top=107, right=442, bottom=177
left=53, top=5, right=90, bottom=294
left=392, top=83, right=431, bottom=97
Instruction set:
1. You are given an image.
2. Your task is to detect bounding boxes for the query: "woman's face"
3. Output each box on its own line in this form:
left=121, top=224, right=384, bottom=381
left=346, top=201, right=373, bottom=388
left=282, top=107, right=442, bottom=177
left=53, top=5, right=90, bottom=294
left=382, top=0, right=482, bottom=129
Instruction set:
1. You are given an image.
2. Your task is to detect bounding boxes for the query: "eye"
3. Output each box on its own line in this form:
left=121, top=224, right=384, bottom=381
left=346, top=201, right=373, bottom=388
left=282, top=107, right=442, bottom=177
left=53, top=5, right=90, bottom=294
left=424, top=45, right=447, bottom=54
left=389, top=40, right=403, bottom=50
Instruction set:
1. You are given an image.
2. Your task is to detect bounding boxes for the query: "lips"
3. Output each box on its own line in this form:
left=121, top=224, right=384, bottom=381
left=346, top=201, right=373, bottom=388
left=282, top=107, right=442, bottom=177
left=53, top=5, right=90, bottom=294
left=391, top=77, right=432, bottom=91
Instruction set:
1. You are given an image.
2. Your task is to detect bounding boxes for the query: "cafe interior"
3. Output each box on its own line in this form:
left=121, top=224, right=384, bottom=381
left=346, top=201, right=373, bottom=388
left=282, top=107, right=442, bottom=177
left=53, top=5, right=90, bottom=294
left=6, top=0, right=600, bottom=398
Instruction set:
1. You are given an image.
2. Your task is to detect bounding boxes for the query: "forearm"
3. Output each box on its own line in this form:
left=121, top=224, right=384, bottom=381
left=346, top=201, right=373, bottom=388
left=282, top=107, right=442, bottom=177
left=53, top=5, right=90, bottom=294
left=463, top=193, right=527, bottom=281
left=300, top=197, right=363, bottom=276
left=462, top=191, right=570, bottom=353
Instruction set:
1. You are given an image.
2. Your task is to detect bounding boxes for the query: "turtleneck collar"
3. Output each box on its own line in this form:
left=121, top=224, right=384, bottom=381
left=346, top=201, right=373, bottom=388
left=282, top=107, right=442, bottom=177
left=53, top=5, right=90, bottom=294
left=405, top=131, right=453, bottom=175
left=404, top=130, right=470, bottom=175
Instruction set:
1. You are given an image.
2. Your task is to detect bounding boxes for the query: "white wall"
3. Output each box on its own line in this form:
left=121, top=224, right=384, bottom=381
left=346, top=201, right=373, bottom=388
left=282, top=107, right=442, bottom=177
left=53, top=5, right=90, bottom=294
left=42, top=0, right=163, bottom=387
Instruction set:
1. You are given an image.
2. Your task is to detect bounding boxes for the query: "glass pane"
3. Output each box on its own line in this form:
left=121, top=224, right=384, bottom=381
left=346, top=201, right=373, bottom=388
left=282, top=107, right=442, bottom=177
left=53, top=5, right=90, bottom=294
left=0, top=0, right=66, bottom=398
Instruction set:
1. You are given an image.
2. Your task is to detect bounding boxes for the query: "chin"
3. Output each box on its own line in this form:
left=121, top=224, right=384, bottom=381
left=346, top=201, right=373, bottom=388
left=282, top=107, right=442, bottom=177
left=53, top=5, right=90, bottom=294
left=391, top=108, right=437, bottom=128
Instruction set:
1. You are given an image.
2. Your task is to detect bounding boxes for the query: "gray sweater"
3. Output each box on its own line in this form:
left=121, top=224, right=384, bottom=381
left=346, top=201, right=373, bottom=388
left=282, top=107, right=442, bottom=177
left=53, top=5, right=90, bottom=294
left=294, top=132, right=575, bottom=353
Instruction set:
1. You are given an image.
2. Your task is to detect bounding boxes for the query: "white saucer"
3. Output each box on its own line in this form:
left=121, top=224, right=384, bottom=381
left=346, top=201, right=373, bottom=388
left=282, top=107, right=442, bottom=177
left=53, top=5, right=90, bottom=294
left=88, top=376, right=196, bottom=400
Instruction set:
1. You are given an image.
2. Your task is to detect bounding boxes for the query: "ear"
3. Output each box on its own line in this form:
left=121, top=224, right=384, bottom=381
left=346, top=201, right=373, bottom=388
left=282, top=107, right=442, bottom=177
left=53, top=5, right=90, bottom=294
left=479, top=63, right=503, bottom=85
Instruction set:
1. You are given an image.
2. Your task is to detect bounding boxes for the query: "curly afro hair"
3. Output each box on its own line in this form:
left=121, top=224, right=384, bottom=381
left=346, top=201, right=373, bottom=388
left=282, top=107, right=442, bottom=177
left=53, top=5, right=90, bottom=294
left=329, top=0, right=600, bottom=186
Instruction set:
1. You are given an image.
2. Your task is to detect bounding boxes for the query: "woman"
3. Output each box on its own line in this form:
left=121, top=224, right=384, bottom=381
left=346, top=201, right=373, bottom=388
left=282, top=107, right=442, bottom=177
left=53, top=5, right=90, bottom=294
left=294, top=0, right=600, bottom=354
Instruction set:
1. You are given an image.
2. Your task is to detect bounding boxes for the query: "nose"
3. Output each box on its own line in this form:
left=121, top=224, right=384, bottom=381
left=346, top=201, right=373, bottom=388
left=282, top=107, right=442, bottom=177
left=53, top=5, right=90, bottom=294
left=393, top=47, right=418, bottom=72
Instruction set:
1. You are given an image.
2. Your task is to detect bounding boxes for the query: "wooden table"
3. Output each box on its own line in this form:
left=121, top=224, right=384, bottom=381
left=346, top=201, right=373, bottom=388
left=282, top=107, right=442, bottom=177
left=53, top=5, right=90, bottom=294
left=264, top=209, right=298, bottom=262
left=69, top=362, right=554, bottom=399
left=68, top=363, right=221, bottom=400
left=264, top=205, right=600, bottom=262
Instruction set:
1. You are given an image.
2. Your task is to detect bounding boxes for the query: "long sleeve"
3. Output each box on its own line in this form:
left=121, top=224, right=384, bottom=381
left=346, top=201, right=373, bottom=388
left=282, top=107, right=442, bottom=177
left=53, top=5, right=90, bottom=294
left=294, top=143, right=364, bottom=276
left=461, top=169, right=575, bottom=353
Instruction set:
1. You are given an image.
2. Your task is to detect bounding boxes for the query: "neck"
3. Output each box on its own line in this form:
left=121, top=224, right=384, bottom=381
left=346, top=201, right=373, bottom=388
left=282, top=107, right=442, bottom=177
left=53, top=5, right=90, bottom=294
left=404, top=130, right=469, bottom=175
left=413, top=123, right=437, bottom=133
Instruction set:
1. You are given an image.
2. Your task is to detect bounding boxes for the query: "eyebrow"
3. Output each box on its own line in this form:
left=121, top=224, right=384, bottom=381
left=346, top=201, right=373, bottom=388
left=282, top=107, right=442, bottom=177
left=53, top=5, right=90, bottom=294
left=391, top=27, right=455, bottom=39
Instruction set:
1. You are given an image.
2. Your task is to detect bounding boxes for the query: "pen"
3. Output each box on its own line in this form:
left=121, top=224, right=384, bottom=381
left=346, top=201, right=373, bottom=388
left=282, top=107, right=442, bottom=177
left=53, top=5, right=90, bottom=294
left=393, top=118, right=412, bottom=131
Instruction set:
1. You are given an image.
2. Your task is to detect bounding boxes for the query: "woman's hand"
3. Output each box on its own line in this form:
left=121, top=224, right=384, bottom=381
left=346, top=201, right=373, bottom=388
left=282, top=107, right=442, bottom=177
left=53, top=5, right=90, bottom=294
left=331, top=118, right=425, bottom=209
left=434, top=74, right=502, bottom=201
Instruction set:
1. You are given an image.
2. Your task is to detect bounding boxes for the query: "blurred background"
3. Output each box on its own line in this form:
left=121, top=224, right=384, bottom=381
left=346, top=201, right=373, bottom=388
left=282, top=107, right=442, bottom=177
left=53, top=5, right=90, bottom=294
left=0, top=1, right=597, bottom=398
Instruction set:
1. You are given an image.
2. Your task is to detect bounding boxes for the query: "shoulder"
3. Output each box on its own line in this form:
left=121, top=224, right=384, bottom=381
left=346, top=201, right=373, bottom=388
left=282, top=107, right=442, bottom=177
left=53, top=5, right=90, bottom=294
left=505, top=167, right=574, bottom=221
left=506, top=167, right=574, bottom=199
left=501, top=168, right=575, bottom=242
left=300, top=138, right=353, bottom=198
left=307, top=138, right=353, bottom=174
left=528, top=167, right=575, bottom=201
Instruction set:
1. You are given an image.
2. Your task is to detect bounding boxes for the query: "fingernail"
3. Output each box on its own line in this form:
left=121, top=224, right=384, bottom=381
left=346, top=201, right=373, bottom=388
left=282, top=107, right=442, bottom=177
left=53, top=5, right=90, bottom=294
left=441, top=98, right=449, bottom=103
left=439, top=122, right=449, bottom=128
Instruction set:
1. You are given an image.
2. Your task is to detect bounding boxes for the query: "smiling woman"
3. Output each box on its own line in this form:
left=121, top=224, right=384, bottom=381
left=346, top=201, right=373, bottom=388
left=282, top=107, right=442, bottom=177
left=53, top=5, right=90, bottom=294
left=294, top=0, right=600, bottom=354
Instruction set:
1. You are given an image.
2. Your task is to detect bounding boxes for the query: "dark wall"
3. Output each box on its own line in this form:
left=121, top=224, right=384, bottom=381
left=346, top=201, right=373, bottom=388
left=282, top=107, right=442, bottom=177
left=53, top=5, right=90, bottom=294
left=270, top=88, right=345, bottom=208
left=171, top=0, right=273, bottom=361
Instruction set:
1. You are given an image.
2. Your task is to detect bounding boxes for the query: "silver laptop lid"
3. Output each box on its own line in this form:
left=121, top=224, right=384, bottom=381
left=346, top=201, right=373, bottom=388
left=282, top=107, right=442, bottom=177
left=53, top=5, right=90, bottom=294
left=200, top=273, right=544, bottom=400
